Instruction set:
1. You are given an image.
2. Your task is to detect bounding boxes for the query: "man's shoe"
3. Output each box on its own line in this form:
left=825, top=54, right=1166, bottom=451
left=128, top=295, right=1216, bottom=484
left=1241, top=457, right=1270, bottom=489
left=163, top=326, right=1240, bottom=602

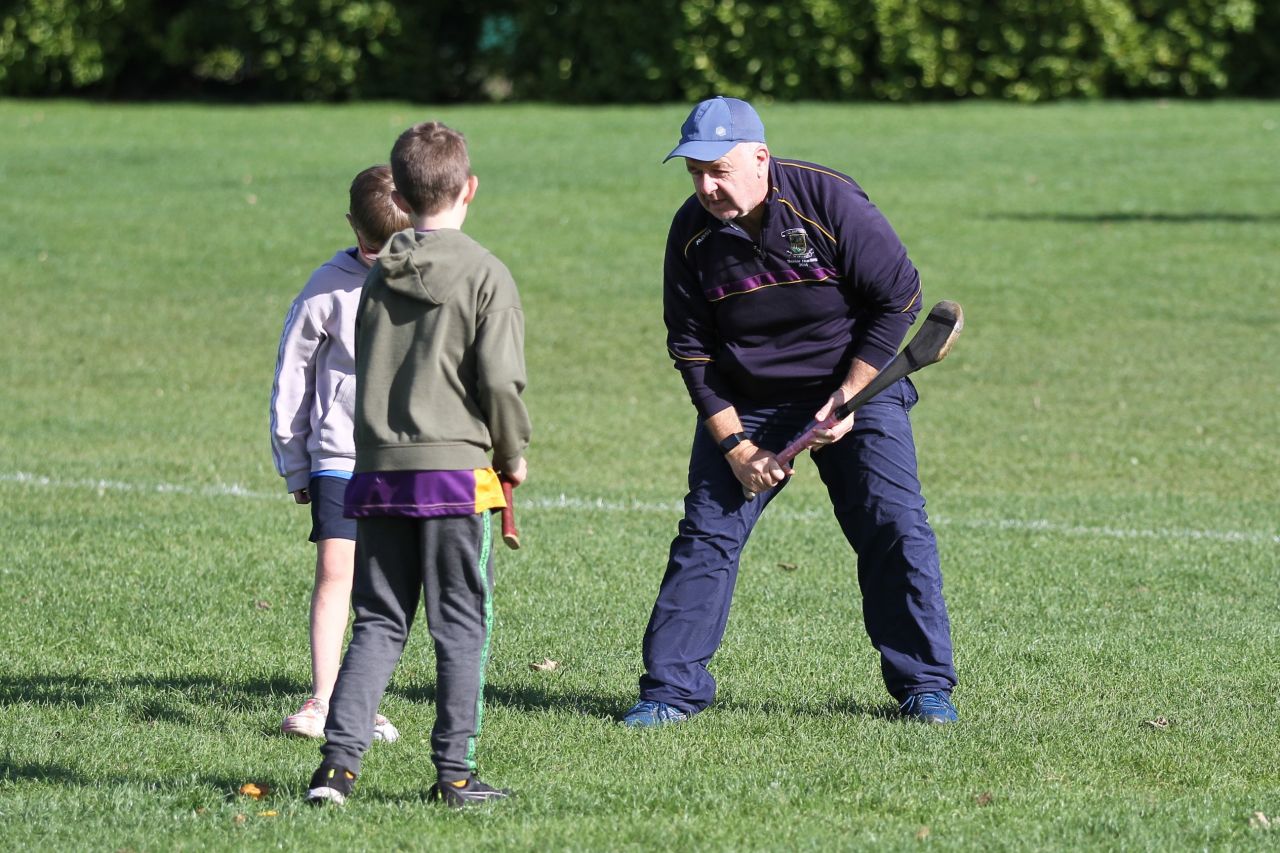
left=306, top=762, right=357, bottom=805
left=427, top=776, right=511, bottom=808
left=620, top=700, right=689, bottom=728
left=899, top=691, right=958, bottom=724
left=281, top=696, right=328, bottom=739
left=372, top=712, right=400, bottom=743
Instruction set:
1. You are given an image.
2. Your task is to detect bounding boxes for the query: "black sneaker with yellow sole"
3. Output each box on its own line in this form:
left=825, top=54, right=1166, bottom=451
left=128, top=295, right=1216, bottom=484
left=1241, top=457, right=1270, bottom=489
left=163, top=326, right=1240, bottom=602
left=427, top=776, right=511, bottom=808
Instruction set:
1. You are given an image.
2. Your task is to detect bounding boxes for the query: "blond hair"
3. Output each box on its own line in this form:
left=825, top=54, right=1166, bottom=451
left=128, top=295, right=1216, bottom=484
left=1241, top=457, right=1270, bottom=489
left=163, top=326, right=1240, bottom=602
left=348, top=165, right=410, bottom=250
left=390, top=122, right=471, bottom=217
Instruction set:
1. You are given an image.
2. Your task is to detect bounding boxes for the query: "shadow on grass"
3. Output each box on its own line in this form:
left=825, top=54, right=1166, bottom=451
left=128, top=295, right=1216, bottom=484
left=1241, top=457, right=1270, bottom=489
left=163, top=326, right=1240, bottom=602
left=1, top=673, right=896, bottom=734
left=0, top=673, right=308, bottom=735
left=0, top=672, right=610, bottom=717
left=406, top=682, right=898, bottom=723
left=716, top=695, right=899, bottom=721
left=0, top=673, right=305, bottom=705
left=0, top=671, right=627, bottom=728
left=0, top=759, right=88, bottom=786
left=399, top=681, right=625, bottom=721
left=0, top=757, right=275, bottom=803
left=986, top=211, right=1280, bottom=224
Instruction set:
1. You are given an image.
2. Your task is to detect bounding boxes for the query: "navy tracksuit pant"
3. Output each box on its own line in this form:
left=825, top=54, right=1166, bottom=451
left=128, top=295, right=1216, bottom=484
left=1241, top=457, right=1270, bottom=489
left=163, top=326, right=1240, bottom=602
left=639, top=378, right=957, bottom=712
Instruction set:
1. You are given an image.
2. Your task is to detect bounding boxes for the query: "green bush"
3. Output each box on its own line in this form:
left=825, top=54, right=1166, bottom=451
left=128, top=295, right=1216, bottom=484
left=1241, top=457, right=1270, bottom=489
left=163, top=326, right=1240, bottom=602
left=670, top=0, right=876, bottom=100
left=494, top=2, right=683, bottom=102
left=1, top=0, right=1276, bottom=100
left=157, top=0, right=402, bottom=100
left=0, top=0, right=133, bottom=95
left=1226, top=0, right=1280, bottom=95
left=870, top=0, right=1260, bottom=100
left=872, top=0, right=1107, bottom=100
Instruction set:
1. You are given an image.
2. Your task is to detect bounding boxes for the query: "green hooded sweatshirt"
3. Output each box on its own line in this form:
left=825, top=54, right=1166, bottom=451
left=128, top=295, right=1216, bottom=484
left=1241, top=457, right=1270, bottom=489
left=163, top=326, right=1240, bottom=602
left=352, top=228, right=530, bottom=474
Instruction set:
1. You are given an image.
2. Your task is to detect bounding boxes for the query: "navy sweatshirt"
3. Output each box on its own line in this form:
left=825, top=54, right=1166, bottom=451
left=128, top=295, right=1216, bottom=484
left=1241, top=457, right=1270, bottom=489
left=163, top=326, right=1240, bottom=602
left=664, top=157, right=923, bottom=420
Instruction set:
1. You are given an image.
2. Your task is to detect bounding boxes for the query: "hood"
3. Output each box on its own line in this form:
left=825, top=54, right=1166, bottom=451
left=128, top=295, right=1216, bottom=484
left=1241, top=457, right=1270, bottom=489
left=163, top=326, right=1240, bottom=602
left=376, top=229, right=481, bottom=305
left=325, top=247, right=369, bottom=278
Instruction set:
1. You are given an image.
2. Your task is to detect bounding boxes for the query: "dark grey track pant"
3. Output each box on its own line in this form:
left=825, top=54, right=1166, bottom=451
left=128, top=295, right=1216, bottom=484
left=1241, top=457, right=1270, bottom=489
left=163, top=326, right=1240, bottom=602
left=321, top=513, right=494, bottom=782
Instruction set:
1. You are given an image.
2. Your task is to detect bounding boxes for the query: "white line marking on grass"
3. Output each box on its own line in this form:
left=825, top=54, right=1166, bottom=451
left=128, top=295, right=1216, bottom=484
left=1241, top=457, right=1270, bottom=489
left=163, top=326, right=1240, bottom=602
left=4, top=470, right=1277, bottom=546
left=934, top=516, right=1280, bottom=546
left=1, top=471, right=277, bottom=500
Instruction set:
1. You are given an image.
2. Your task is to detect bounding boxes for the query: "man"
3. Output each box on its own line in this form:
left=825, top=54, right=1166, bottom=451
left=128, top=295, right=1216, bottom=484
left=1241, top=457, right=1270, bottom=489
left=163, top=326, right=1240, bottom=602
left=622, top=96, right=958, bottom=727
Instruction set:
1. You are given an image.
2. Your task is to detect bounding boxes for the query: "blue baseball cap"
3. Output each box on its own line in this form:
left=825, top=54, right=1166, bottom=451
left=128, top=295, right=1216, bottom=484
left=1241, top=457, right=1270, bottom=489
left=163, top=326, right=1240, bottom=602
left=663, top=96, right=766, bottom=163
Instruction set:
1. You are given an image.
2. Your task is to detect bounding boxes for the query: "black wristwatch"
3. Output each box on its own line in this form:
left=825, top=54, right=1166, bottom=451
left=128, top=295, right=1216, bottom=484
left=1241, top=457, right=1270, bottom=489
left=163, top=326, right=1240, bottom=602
left=717, top=431, right=748, bottom=455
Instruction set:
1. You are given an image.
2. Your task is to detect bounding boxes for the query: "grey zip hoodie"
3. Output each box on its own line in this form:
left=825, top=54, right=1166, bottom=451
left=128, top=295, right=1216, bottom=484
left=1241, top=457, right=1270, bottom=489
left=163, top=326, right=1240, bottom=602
left=269, top=248, right=365, bottom=492
left=352, top=228, right=530, bottom=474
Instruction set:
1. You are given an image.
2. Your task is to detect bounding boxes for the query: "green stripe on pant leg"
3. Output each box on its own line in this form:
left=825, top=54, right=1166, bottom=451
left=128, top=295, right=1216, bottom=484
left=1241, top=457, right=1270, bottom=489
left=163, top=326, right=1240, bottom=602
left=465, top=514, right=493, bottom=774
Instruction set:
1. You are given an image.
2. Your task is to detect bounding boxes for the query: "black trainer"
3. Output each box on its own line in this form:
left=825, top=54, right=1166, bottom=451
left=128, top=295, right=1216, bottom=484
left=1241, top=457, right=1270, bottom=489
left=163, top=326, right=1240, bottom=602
left=306, top=761, right=357, bottom=805
left=427, top=776, right=511, bottom=808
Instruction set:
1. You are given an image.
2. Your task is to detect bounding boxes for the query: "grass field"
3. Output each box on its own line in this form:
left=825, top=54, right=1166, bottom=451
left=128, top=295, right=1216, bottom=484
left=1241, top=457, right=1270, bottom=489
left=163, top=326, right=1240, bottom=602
left=1, top=98, right=1277, bottom=851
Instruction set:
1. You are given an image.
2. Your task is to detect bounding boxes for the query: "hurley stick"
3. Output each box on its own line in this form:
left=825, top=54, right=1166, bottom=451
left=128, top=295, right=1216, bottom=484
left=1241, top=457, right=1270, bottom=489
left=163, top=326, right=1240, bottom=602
left=500, top=477, right=520, bottom=549
left=746, top=300, right=964, bottom=497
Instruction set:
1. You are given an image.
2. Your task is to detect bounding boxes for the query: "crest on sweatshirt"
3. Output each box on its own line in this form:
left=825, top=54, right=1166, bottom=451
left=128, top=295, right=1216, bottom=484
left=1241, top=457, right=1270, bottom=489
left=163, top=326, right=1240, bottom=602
left=781, top=227, right=817, bottom=264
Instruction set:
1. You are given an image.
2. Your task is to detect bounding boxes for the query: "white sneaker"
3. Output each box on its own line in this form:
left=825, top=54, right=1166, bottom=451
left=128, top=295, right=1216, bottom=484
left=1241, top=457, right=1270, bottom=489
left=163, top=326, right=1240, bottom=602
left=372, top=712, right=400, bottom=743
left=282, top=696, right=328, bottom=738
left=283, top=697, right=398, bottom=742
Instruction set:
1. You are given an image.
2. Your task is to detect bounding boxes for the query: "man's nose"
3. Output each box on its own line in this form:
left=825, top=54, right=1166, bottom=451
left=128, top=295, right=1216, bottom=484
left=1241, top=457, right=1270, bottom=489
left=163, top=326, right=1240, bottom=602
left=696, top=174, right=717, bottom=195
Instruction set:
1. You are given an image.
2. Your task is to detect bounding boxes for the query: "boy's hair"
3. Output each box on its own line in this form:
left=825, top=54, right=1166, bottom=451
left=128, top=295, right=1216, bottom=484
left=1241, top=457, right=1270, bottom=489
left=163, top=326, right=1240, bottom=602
left=349, top=164, right=411, bottom=248
left=390, top=122, right=471, bottom=218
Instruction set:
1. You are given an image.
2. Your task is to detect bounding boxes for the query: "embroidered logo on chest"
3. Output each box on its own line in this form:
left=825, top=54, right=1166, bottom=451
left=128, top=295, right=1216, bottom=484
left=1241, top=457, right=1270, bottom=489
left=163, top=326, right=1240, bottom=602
left=781, top=227, right=817, bottom=264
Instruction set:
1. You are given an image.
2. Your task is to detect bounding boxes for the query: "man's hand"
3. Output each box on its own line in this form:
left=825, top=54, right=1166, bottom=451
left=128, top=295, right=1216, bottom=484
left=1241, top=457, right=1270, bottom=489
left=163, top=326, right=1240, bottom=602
left=500, top=457, right=528, bottom=487
left=809, top=358, right=878, bottom=451
left=292, top=488, right=310, bottom=505
left=727, top=440, right=789, bottom=496
left=808, top=387, right=857, bottom=450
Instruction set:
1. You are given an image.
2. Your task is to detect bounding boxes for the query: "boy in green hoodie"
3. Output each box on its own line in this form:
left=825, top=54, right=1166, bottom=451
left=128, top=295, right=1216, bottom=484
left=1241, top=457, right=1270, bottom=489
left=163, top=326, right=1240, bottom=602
left=306, top=121, right=531, bottom=808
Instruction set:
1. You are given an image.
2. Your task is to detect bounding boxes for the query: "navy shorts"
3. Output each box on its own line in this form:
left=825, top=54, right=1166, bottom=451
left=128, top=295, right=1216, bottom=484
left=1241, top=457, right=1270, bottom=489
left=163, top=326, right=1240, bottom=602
left=308, top=475, right=357, bottom=543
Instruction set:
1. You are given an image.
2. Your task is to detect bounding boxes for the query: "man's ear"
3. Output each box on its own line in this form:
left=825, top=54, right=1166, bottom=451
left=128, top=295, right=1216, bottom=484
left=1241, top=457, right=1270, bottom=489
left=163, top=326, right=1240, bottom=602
left=462, top=174, right=479, bottom=205
left=754, top=144, right=770, bottom=175
left=391, top=189, right=411, bottom=214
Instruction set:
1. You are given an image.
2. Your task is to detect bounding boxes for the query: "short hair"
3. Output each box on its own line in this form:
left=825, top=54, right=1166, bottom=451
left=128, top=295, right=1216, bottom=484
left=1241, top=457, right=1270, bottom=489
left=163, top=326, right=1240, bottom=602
left=348, top=164, right=410, bottom=249
left=390, top=122, right=471, bottom=217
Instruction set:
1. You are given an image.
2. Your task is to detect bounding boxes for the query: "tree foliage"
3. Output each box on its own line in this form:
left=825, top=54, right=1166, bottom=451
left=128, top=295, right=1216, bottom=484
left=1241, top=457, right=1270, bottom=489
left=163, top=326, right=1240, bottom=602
left=1, top=0, right=1274, bottom=101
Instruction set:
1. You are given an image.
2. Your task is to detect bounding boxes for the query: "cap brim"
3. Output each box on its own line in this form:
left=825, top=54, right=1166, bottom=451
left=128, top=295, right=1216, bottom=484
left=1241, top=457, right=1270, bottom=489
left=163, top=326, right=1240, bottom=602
left=662, top=139, right=739, bottom=163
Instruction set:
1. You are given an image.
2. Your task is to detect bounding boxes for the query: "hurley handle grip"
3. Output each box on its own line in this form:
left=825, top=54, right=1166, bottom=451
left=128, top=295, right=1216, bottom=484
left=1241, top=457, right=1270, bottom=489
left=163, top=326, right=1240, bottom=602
left=499, top=478, right=520, bottom=550
left=773, top=414, right=839, bottom=468
left=743, top=301, right=964, bottom=501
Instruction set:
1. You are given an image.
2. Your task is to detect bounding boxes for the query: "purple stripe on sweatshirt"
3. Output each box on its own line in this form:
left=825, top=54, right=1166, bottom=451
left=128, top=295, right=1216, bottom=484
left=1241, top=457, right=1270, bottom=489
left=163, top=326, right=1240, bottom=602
left=704, top=267, right=837, bottom=302
left=344, top=470, right=478, bottom=518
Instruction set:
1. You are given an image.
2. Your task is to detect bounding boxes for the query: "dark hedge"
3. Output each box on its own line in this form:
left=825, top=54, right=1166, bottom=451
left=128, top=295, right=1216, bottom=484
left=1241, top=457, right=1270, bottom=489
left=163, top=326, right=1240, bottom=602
left=2, top=0, right=1274, bottom=100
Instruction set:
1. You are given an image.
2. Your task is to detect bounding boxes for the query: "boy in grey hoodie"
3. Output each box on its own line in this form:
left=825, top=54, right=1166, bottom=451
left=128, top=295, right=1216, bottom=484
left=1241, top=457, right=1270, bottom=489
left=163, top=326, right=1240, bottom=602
left=306, top=122, right=531, bottom=808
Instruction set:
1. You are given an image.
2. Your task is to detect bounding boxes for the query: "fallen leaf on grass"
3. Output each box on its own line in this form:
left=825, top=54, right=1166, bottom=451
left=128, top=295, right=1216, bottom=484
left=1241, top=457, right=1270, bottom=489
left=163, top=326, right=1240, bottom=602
left=239, top=782, right=269, bottom=799
left=233, top=814, right=247, bottom=825
left=777, top=562, right=798, bottom=571
left=1144, top=716, right=1171, bottom=729
left=1250, top=811, right=1271, bottom=830
left=975, top=791, right=993, bottom=806
left=258, top=810, right=278, bottom=817
left=254, top=600, right=272, bottom=610
left=530, top=658, right=560, bottom=672
left=915, top=825, right=931, bottom=841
